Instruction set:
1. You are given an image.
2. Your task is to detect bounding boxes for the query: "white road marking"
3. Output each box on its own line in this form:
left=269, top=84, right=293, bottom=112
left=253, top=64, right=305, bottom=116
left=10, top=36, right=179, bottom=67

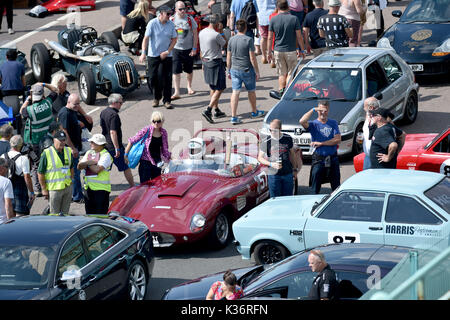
left=87, top=107, right=100, bottom=115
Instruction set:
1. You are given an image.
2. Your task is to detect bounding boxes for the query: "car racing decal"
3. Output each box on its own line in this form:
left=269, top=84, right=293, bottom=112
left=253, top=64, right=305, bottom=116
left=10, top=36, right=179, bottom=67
left=386, top=225, right=441, bottom=237
left=410, top=29, right=432, bottom=41
left=236, top=195, right=247, bottom=211
left=440, top=159, right=450, bottom=176
left=328, top=232, right=361, bottom=244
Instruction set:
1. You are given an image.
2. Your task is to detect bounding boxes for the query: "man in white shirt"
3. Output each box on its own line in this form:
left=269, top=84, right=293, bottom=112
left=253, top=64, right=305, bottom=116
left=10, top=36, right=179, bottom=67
left=0, top=158, right=14, bottom=223
left=361, top=97, right=380, bottom=169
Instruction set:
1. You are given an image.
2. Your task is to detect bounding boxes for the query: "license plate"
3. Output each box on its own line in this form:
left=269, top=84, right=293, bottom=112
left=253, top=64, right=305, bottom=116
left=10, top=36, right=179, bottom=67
left=409, top=64, right=423, bottom=72
left=294, top=138, right=311, bottom=145
left=294, top=128, right=304, bottom=135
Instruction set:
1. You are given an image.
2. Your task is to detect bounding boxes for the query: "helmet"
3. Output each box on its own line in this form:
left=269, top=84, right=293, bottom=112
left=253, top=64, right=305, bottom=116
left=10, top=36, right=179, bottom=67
left=188, top=137, right=205, bottom=160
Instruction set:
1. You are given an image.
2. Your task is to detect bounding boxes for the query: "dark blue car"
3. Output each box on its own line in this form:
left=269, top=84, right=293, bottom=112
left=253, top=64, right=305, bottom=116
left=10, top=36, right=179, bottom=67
left=0, top=215, right=154, bottom=300
left=377, top=0, right=450, bottom=76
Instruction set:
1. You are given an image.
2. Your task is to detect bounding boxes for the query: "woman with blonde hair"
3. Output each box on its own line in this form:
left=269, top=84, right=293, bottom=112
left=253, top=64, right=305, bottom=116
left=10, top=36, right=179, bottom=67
left=122, top=0, right=151, bottom=54
left=124, top=111, right=171, bottom=183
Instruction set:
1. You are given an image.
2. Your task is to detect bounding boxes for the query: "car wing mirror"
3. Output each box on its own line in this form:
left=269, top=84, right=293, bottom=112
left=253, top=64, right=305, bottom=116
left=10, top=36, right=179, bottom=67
left=57, top=268, right=82, bottom=288
left=392, top=10, right=402, bottom=18
left=269, top=90, right=281, bottom=100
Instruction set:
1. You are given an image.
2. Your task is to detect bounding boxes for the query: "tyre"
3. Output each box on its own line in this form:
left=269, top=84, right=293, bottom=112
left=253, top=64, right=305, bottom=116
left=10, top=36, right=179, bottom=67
left=254, top=240, right=289, bottom=265
left=401, top=92, right=418, bottom=125
left=77, top=65, right=96, bottom=105
left=208, top=212, right=231, bottom=249
left=127, top=260, right=148, bottom=300
left=30, top=43, right=52, bottom=83
left=101, top=31, right=120, bottom=52
left=351, top=122, right=364, bottom=156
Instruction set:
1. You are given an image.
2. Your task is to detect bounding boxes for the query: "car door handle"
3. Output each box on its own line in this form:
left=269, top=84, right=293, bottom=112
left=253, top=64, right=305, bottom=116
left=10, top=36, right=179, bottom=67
left=118, top=255, right=126, bottom=262
left=88, top=276, right=97, bottom=282
left=369, top=227, right=383, bottom=231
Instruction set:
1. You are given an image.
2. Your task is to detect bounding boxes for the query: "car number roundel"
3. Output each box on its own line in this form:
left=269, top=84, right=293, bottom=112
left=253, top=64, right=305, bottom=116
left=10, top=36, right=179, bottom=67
left=440, top=159, right=450, bottom=176
left=328, top=232, right=361, bottom=244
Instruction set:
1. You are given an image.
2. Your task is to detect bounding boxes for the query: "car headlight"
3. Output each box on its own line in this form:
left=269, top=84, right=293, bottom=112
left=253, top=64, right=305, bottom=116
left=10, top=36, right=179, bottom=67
left=190, top=213, right=206, bottom=233
left=432, top=38, right=450, bottom=56
left=377, top=37, right=393, bottom=49
left=338, top=123, right=351, bottom=135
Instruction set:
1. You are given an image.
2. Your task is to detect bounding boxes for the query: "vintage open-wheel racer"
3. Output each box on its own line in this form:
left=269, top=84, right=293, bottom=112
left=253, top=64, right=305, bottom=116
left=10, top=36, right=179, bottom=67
left=30, top=25, right=141, bottom=105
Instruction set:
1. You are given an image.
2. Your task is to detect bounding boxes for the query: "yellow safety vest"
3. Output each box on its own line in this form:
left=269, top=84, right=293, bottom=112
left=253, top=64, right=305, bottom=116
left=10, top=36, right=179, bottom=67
left=84, top=149, right=113, bottom=192
left=44, top=146, right=72, bottom=191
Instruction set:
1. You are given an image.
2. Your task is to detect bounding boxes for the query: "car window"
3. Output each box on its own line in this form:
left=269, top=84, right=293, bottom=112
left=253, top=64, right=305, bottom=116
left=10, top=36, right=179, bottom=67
left=366, top=61, right=388, bottom=96
left=106, top=226, right=126, bottom=243
left=335, top=271, right=367, bottom=299
left=378, top=55, right=403, bottom=84
left=318, top=192, right=385, bottom=222
left=57, top=235, right=88, bottom=278
left=432, top=133, right=450, bottom=153
left=80, top=226, right=117, bottom=261
left=263, top=271, right=315, bottom=299
left=424, top=177, right=450, bottom=214
left=385, top=195, right=443, bottom=225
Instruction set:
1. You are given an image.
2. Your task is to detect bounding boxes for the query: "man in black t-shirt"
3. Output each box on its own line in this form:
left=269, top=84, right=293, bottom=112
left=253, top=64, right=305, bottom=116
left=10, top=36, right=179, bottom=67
left=369, top=108, right=399, bottom=169
left=302, top=0, right=328, bottom=56
left=308, top=250, right=339, bottom=300
left=316, top=0, right=353, bottom=48
left=258, top=119, right=298, bottom=197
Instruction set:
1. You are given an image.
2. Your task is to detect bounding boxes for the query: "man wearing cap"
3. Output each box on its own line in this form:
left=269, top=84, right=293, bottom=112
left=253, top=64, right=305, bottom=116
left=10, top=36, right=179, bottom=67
left=317, top=0, right=353, bottom=49
left=78, top=134, right=113, bottom=215
left=20, top=82, right=59, bottom=197
left=139, top=5, right=177, bottom=109
left=37, top=130, right=74, bottom=215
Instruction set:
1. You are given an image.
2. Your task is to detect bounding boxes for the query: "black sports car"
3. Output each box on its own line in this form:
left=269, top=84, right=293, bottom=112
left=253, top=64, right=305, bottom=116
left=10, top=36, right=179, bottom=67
left=0, top=215, right=154, bottom=300
left=377, top=0, right=450, bottom=76
left=162, top=243, right=414, bottom=300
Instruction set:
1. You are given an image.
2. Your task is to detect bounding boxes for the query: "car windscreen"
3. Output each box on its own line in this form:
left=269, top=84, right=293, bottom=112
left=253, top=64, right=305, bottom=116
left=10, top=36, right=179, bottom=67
left=0, top=245, right=56, bottom=289
left=424, top=177, right=450, bottom=215
left=283, top=68, right=362, bottom=102
left=400, top=0, right=450, bottom=23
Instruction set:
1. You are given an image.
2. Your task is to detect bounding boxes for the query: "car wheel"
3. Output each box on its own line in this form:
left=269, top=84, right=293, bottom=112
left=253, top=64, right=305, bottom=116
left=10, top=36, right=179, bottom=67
left=402, top=92, right=418, bottom=124
left=208, top=212, right=231, bottom=249
left=352, top=122, right=364, bottom=156
left=30, top=43, right=51, bottom=83
left=127, top=260, right=148, bottom=300
left=101, top=31, right=120, bottom=52
left=254, top=240, right=289, bottom=265
left=77, top=66, right=96, bottom=105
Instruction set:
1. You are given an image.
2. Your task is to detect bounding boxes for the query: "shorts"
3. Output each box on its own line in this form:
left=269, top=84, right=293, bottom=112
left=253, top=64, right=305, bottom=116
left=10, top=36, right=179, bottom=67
left=274, top=51, right=298, bottom=76
left=173, top=48, right=194, bottom=74
left=108, top=147, right=129, bottom=172
left=258, top=25, right=269, bottom=38
left=120, top=0, right=135, bottom=17
left=207, top=61, right=226, bottom=91
left=230, top=68, right=256, bottom=91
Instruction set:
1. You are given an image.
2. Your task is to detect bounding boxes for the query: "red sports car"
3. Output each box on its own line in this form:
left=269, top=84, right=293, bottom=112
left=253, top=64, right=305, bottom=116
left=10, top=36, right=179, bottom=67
left=354, top=127, right=450, bottom=176
left=108, top=129, right=271, bottom=249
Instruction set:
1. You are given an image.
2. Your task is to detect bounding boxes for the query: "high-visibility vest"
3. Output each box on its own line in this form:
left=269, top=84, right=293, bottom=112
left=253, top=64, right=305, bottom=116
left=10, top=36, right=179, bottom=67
left=24, top=98, right=53, bottom=145
left=84, top=149, right=113, bottom=192
left=44, top=146, right=73, bottom=191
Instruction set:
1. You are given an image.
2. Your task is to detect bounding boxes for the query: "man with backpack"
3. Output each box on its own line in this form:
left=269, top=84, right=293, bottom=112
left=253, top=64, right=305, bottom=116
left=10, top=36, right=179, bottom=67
left=2, top=135, right=35, bottom=216
left=230, top=0, right=259, bottom=39
left=170, top=1, right=199, bottom=100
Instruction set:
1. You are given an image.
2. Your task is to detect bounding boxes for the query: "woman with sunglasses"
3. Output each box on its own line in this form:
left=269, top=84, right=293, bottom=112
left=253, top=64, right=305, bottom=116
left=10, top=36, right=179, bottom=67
left=124, top=111, right=171, bottom=183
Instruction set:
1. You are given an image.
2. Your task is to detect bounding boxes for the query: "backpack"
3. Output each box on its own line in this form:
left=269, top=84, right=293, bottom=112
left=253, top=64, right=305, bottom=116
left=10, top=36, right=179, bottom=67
left=4, top=153, right=22, bottom=180
left=240, top=0, right=257, bottom=29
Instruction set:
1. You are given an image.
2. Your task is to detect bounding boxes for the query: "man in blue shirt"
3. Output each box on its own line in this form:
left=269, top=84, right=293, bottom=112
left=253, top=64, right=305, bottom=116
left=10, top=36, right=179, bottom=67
left=299, top=100, right=341, bottom=194
left=139, top=5, right=177, bottom=109
left=230, top=0, right=259, bottom=38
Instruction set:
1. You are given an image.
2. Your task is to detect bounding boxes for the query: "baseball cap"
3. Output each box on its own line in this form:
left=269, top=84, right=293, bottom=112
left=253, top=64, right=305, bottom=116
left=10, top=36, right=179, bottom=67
left=370, top=108, right=393, bottom=119
left=204, top=14, right=219, bottom=24
left=329, top=0, right=341, bottom=6
left=88, top=133, right=107, bottom=145
left=31, top=83, right=44, bottom=101
left=53, top=130, right=67, bottom=141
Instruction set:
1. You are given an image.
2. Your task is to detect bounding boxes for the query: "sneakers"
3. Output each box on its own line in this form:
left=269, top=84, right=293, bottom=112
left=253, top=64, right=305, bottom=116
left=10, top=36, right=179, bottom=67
left=152, top=99, right=159, bottom=108
left=8, top=28, right=14, bottom=35
left=230, top=117, right=242, bottom=125
left=214, top=109, right=226, bottom=118
left=164, top=102, right=174, bottom=109
left=251, top=110, right=265, bottom=118
left=202, top=110, right=214, bottom=123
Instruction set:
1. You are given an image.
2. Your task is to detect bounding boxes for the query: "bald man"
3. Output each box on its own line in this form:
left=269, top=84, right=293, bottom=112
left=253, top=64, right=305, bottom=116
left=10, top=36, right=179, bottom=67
left=307, top=250, right=339, bottom=300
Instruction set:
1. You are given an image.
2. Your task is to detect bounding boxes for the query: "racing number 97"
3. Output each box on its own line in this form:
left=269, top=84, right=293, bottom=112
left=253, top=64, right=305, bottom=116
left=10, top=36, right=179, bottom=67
left=328, top=232, right=360, bottom=244
left=333, top=235, right=356, bottom=243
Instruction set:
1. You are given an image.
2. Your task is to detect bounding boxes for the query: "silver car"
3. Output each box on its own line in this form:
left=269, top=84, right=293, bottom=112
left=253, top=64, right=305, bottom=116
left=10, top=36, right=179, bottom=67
left=263, top=47, right=420, bottom=156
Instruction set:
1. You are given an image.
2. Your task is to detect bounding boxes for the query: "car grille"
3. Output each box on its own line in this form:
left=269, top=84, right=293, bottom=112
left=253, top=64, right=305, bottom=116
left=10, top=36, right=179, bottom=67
left=114, top=61, right=134, bottom=88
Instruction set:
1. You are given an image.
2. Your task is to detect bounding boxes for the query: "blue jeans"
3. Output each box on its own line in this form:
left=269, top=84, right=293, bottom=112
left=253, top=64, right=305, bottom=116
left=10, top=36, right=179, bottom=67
left=72, top=156, right=84, bottom=201
left=310, top=155, right=340, bottom=194
left=268, top=173, right=294, bottom=198
left=363, top=154, right=372, bottom=170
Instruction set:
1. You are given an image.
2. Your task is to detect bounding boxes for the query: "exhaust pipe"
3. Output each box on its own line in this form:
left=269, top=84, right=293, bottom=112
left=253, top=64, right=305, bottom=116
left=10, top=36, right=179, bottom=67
left=45, top=39, right=80, bottom=60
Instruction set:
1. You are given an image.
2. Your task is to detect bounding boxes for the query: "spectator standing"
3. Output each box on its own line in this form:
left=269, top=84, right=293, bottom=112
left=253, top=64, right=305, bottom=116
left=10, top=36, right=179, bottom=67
left=120, top=0, right=137, bottom=31
left=124, top=111, right=171, bottom=184
left=339, top=0, right=365, bottom=47
left=307, top=250, right=339, bottom=300
left=317, top=0, right=353, bottom=49
left=198, top=14, right=228, bottom=124
left=78, top=134, right=113, bottom=215
left=122, top=0, right=150, bottom=55
left=100, top=94, right=135, bottom=188
left=170, top=1, right=199, bottom=100
left=302, top=0, right=328, bottom=57
left=0, top=124, right=13, bottom=157
left=57, top=93, right=84, bottom=203
left=37, top=131, right=74, bottom=215
left=227, top=19, right=264, bottom=125
left=258, top=119, right=298, bottom=197
left=20, top=82, right=58, bottom=196
left=267, top=0, right=306, bottom=95
left=255, top=0, right=276, bottom=63
left=0, top=158, right=14, bottom=223
left=0, top=0, right=14, bottom=34
left=299, top=100, right=341, bottom=194
left=368, top=0, right=386, bottom=39
left=140, top=5, right=177, bottom=109
left=208, top=0, right=232, bottom=27
left=288, top=0, right=308, bottom=26
left=206, top=270, right=244, bottom=300
left=230, top=0, right=260, bottom=39
left=2, top=135, right=35, bottom=216
left=268, top=7, right=279, bottom=68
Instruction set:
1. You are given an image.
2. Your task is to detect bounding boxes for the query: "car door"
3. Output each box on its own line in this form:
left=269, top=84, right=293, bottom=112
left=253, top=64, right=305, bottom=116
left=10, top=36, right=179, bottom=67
left=364, top=60, right=391, bottom=108
left=303, top=191, right=386, bottom=249
left=377, top=54, right=408, bottom=119
left=383, top=194, right=445, bottom=249
left=418, top=130, right=450, bottom=175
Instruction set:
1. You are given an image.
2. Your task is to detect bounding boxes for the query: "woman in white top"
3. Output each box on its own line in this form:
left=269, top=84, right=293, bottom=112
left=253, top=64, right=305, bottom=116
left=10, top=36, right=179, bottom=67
left=339, top=0, right=366, bottom=46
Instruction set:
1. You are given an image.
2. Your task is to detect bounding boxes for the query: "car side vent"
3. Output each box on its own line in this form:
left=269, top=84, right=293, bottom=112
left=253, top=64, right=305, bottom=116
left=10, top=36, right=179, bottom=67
left=114, top=61, right=133, bottom=88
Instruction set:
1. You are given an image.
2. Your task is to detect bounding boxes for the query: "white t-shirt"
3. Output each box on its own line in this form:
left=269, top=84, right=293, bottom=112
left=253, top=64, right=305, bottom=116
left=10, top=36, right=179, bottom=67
left=0, top=175, right=14, bottom=224
left=81, top=150, right=113, bottom=174
left=1, top=150, right=31, bottom=176
left=362, top=116, right=374, bottom=156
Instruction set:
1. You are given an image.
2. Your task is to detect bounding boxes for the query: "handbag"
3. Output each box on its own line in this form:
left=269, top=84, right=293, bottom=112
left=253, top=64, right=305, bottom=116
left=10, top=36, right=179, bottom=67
left=127, top=129, right=150, bottom=169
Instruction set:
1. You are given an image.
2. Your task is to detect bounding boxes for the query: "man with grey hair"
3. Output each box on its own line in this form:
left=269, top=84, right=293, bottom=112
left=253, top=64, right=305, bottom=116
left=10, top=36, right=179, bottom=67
left=2, top=135, right=35, bottom=216
left=0, top=124, right=14, bottom=157
left=307, top=250, right=339, bottom=300
left=0, top=158, right=14, bottom=223
left=100, top=94, right=135, bottom=187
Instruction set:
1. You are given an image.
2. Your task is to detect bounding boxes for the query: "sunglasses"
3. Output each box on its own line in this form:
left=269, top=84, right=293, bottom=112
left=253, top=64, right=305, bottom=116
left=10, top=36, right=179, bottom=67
left=178, top=7, right=186, bottom=10
left=152, top=120, right=162, bottom=124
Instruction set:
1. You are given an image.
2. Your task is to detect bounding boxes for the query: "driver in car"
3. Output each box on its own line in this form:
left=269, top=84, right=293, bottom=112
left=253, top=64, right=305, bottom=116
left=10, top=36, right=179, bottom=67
left=293, top=72, right=346, bottom=99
